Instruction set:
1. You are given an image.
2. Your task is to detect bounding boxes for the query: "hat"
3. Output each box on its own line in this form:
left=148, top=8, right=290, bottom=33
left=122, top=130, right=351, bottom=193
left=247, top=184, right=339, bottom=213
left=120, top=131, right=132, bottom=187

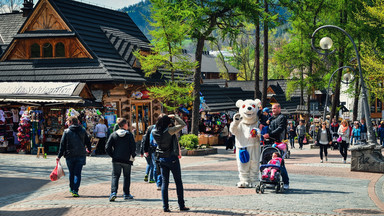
left=262, top=107, right=269, bottom=113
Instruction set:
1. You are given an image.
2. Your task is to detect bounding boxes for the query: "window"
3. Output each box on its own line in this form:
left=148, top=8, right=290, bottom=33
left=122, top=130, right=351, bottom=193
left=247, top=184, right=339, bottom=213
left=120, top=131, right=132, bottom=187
left=42, top=43, right=53, bottom=57
left=55, top=42, right=65, bottom=57
left=378, top=99, right=382, bottom=113
left=30, top=43, right=40, bottom=58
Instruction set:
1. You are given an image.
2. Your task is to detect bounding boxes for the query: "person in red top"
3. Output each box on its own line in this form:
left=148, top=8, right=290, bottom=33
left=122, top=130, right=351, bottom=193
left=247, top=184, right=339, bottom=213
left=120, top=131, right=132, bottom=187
left=261, top=152, right=282, bottom=181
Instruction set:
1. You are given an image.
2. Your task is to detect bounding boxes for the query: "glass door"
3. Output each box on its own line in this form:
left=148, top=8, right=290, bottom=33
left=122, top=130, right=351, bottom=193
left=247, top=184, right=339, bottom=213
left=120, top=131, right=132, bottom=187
left=131, top=102, right=151, bottom=142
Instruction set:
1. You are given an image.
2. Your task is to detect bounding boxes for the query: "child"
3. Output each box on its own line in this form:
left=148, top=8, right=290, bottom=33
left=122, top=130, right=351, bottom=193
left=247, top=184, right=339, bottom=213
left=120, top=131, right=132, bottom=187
left=262, top=152, right=282, bottom=181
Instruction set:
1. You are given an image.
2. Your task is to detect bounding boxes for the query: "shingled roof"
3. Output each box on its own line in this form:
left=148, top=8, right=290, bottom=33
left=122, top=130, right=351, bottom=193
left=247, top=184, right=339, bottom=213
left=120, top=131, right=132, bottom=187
left=0, top=0, right=154, bottom=83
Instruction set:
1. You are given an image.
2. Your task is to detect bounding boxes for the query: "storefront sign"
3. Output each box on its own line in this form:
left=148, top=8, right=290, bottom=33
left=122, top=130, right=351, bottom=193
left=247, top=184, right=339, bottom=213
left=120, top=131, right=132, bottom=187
left=0, top=82, right=79, bottom=96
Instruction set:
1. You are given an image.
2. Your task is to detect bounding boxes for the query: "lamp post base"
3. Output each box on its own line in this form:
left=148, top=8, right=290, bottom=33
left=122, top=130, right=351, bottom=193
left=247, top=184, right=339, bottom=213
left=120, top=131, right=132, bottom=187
left=350, top=143, right=384, bottom=173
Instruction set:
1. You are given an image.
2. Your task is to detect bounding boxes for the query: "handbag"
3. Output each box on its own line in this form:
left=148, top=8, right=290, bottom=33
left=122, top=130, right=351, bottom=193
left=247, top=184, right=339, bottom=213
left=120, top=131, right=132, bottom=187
left=303, top=137, right=307, bottom=144
left=337, top=136, right=342, bottom=143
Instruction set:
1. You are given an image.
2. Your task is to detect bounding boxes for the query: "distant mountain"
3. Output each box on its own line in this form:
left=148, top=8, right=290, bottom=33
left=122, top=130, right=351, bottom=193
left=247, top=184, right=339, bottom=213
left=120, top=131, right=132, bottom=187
left=120, top=0, right=152, bottom=40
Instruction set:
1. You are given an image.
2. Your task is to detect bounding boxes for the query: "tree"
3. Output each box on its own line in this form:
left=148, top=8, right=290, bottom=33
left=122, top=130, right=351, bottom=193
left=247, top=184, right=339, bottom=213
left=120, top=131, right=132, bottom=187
left=277, top=0, right=329, bottom=122
left=186, top=0, right=252, bottom=135
left=133, top=0, right=196, bottom=112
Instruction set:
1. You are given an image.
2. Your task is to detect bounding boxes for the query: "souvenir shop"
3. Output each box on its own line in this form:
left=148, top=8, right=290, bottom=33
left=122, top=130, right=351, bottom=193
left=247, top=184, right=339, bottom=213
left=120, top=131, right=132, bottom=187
left=0, top=104, right=106, bottom=154
left=198, top=112, right=231, bottom=145
left=0, top=82, right=102, bottom=154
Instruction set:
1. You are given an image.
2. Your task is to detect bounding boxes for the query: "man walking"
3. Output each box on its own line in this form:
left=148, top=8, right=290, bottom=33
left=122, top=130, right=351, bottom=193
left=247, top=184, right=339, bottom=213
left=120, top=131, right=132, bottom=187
left=105, top=118, right=136, bottom=201
left=263, top=104, right=290, bottom=190
left=57, top=116, right=91, bottom=197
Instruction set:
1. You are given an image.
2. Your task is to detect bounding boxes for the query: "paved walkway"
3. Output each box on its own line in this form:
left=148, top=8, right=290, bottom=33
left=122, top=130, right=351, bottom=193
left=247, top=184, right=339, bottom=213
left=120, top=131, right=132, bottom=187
left=0, top=145, right=383, bottom=215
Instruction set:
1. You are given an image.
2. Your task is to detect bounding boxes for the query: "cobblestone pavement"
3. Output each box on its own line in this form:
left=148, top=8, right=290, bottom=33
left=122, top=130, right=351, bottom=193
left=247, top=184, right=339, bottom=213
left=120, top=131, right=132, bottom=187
left=0, top=145, right=383, bottom=216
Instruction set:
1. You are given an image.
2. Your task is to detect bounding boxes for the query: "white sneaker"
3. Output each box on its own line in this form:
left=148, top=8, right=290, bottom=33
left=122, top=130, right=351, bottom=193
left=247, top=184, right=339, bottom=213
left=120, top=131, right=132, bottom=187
left=283, top=184, right=289, bottom=190
left=320, top=160, right=323, bottom=163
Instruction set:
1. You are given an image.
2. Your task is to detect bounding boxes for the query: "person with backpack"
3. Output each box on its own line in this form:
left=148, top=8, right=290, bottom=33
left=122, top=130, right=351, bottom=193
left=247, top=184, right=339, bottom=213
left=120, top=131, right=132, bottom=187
left=151, top=113, right=189, bottom=212
left=56, top=116, right=91, bottom=197
left=142, top=124, right=162, bottom=189
left=105, top=118, right=136, bottom=202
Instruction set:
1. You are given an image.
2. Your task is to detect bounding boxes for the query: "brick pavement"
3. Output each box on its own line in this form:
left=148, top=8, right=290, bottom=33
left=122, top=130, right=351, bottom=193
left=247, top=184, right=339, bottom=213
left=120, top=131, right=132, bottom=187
left=0, top=145, right=383, bottom=215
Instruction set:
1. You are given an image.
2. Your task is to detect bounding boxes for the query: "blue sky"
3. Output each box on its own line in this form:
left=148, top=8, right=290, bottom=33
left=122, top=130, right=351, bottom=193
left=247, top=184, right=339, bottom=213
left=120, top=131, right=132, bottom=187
left=83, top=0, right=143, bottom=9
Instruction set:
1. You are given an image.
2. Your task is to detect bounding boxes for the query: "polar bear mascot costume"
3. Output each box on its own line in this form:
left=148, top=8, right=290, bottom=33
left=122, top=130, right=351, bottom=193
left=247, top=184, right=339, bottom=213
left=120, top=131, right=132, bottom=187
left=230, top=99, right=261, bottom=188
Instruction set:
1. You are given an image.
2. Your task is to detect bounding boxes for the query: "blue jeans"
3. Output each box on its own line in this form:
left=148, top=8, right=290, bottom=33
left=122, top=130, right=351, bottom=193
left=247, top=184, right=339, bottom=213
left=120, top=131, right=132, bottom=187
left=280, top=164, right=289, bottom=185
left=298, top=136, right=304, bottom=149
left=351, top=136, right=360, bottom=145
left=151, top=152, right=162, bottom=187
left=159, top=156, right=185, bottom=210
left=145, top=154, right=154, bottom=181
left=111, top=162, right=132, bottom=195
left=288, top=135, right=295, bottom=148
left=66, top=156, right=86, bottom=193
left=380, top=137, right=384, bottom=147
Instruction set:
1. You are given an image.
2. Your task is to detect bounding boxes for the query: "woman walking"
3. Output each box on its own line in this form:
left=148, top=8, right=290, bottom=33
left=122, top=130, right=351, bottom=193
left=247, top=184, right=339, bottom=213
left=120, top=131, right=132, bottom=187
left=287, top=121, right=296, bottom=148
left=315, top=122, right=332, bottom=163
left=152, top=114, right=189, bottom=212
left=338, top=120, right=350, bottom=164
left=296, top=120, right=306, bottom=150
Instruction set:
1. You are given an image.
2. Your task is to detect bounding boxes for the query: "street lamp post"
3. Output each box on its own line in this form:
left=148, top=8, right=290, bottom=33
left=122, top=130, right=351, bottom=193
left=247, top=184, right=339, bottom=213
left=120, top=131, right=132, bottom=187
left=322, top=66, right=354, bottom=122
left=311, top=25, right=377, bottom=145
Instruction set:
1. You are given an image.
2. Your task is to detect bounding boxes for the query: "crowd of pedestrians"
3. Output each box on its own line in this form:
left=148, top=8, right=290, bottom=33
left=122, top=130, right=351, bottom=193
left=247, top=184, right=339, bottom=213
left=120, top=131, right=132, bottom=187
left=55, top=107, right=384, bottom=213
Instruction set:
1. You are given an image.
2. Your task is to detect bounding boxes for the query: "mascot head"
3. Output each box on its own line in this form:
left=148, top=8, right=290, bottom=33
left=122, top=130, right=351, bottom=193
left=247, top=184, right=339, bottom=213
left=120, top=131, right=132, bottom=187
left=236, top=99, right=261, bottom=125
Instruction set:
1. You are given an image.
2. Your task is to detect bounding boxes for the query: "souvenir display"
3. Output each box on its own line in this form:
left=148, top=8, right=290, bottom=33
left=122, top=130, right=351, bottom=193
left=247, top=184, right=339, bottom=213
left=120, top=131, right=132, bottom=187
left=17, top=111, right=31, bottom=152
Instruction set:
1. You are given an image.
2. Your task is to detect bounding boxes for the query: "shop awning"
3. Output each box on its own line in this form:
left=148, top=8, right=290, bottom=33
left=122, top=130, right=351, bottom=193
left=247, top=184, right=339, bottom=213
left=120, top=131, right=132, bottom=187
left=0, top=82, right=91, bottom=105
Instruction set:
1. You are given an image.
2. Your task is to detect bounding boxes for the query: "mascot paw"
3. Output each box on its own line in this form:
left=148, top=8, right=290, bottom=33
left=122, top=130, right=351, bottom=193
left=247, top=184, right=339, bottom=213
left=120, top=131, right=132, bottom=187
left=237, top=182, right=249, bottom=188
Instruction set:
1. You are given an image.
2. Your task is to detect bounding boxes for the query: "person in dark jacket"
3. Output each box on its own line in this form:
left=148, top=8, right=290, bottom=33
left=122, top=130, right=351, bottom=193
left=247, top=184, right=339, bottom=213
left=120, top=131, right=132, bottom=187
left=152, top=113, right=189, bottom=212
left=315, top=122, right=332, bottom=163
left=57, top=116, right=91, bottom=197
left=378, top=121, right=384, bottom=147
left=263, top=104, right=289, bottom=190
left=105, top=118, right=136, bottom=202
left=287, top=121, right=296, bottom=148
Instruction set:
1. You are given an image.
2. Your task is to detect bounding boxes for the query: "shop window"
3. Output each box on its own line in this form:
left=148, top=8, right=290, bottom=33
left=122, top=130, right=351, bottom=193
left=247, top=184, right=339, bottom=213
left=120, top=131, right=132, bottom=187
left=30, top=43, right=40, bottom=58
left=378, top=99, right=382, bottom=113
left=55, top=42, right=65, bottom=57
left=42, top=43, right=53, bottom=58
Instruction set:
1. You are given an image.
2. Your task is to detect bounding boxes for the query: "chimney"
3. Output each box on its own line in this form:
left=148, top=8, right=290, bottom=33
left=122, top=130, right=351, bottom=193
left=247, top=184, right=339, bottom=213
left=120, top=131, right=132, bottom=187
left=21, top=0, right=33, bottom=17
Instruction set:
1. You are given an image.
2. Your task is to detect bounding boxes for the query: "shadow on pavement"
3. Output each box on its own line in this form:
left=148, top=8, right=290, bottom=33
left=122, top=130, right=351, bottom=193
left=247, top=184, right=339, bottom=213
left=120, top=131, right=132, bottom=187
left=182, top=188, right=222, bottom=192
left=285, top=188, right=351, bottom=195
left=0, top=177, right=51, bottom=208
left=188, top=209, right=245, bottom=215
left=0, top=207, right=70, bottom=216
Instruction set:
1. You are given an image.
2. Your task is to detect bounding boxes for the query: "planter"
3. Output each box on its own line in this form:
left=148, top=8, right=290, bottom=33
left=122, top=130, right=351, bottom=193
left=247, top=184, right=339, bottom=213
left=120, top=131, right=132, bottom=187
left=181, top=149, right=188, bottom=156
left=184, top=147, right=218, bottom=156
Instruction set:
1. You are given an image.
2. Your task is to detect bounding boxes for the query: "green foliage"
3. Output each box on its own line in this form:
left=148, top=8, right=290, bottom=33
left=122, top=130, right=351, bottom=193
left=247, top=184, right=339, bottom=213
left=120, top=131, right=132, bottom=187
left=133, top=0, right=197, bottom=80
left=179, top=134, right=199, bottom=150
left=148, top=82, right=193, bottom=112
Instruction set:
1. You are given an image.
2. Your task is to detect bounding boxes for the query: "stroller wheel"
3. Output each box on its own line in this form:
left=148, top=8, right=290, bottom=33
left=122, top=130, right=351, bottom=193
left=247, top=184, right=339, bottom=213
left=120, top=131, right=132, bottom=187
left=256, top=185, right=260, bottom=193
left=260, top=185, right=265, bottom=194
left=280, top=182, right=284, bottom=193
left=275, top=185, right=280, bottom=193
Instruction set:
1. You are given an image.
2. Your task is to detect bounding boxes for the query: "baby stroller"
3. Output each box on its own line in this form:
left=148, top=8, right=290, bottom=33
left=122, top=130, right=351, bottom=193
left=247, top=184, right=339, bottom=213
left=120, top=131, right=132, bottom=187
left=255, top=146, right=285, bottom=194
left=261, top=138, right=290, bottom=159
